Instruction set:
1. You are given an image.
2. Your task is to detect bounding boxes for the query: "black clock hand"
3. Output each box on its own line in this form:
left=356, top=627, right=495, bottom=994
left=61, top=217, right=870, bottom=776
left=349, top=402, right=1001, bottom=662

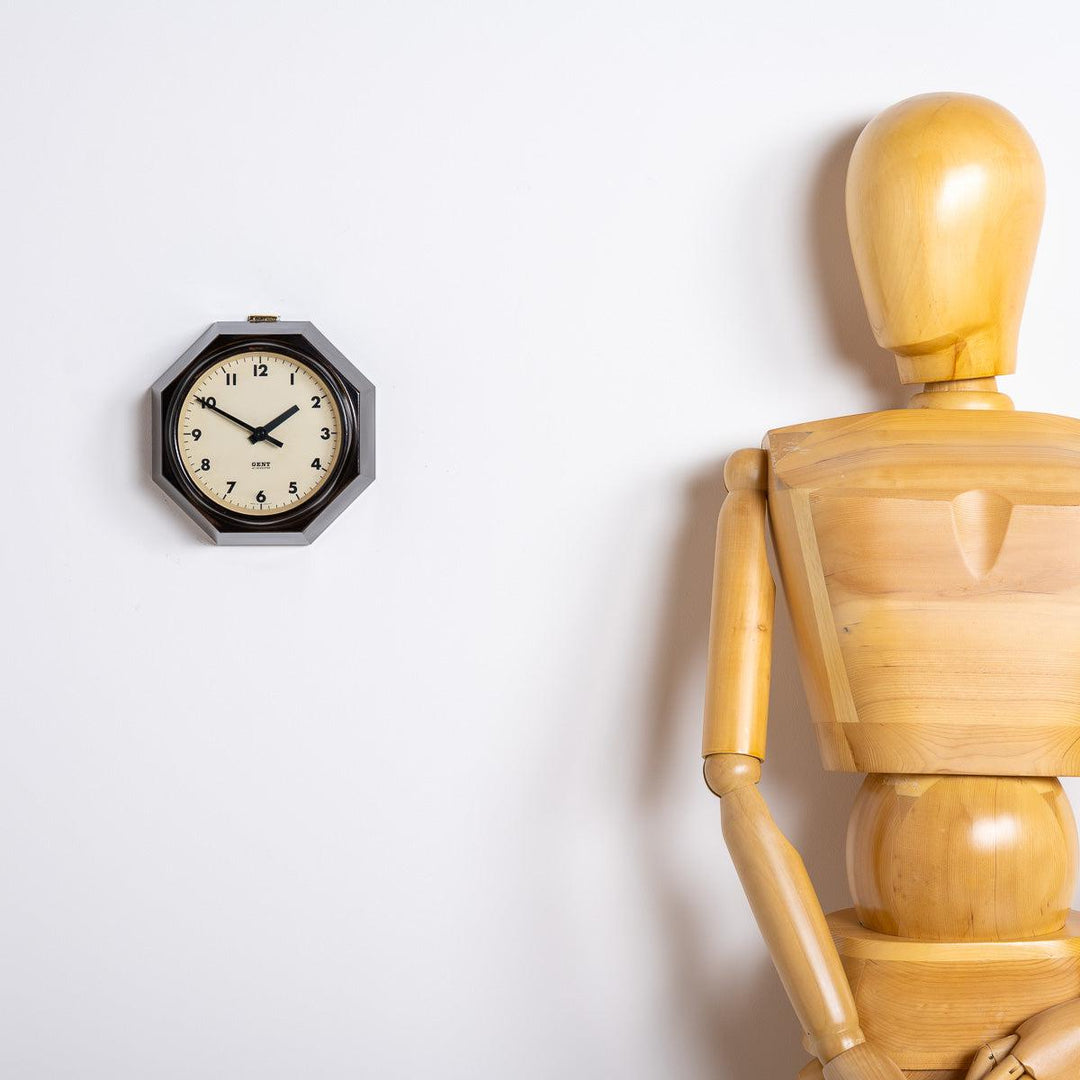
left=249, top=404, right=300, bottom=444
left=195, top=397, right=285, bottom=448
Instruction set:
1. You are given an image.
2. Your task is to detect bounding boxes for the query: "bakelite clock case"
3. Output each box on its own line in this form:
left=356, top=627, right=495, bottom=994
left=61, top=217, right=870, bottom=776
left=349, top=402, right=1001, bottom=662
left=152, top=321, right=375, bottom=545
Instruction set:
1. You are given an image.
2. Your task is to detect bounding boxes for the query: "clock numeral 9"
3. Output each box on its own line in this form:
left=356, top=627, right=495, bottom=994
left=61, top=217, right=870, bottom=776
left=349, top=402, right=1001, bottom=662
left=190, top=428, right=202, bottom=441
left=253, top=363, right=268, bottom=377
left=256, top=490, right=267, bottom=503
left=320, top=427, right=331, bottom=440
left=289, top=481, right=298, bottom=495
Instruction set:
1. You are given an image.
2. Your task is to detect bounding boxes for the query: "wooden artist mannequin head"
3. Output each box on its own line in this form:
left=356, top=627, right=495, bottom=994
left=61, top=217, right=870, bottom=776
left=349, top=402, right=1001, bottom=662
left=701, top=92, right=1080, bottom=1080
left=846, top=92, right=1045, bottom=388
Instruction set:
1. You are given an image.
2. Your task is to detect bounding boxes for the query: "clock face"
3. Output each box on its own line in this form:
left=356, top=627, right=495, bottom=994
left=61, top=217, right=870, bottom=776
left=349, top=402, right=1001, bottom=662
left=174, top=349, right=343, bottom=516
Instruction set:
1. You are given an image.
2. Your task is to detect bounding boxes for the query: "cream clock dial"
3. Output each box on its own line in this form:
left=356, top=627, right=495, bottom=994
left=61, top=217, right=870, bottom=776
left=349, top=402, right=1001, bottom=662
left=176, top=350, right=341, bottom=515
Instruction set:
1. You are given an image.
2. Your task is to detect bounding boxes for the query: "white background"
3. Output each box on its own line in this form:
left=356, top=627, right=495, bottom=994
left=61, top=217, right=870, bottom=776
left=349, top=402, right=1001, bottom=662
left=1, top=2, right=1078, bottom=1077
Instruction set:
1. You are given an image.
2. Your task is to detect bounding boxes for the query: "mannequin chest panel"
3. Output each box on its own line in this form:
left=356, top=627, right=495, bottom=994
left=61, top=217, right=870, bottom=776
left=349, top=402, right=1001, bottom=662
left=811, top=492, right=1080, bottom=725
left=765, top=408, right=1080, bottom=774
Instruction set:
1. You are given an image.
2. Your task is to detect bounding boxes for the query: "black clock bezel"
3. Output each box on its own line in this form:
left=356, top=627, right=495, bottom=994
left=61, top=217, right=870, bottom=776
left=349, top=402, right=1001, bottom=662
left=151, top=321, right=375, bottom=545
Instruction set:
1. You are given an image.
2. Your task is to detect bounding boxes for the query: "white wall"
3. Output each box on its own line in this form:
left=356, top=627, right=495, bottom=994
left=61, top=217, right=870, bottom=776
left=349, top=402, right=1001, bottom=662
left=2, top=2, right=1079, bottom=1077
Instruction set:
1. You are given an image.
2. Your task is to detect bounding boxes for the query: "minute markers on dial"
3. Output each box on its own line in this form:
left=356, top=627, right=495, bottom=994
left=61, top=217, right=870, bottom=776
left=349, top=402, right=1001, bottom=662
left=175, top=349, right=342, bottom=516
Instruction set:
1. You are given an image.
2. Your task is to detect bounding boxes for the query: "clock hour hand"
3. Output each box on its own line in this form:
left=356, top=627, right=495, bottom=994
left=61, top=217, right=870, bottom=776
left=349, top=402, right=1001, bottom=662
left=195, top=397, right=284, bottom=448
left=249, top=404, right=300, bottom=444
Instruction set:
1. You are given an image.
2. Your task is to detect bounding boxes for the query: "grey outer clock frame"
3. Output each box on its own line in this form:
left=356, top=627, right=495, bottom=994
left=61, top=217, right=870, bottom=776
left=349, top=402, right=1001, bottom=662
left=151, top=321, right=375, bottom=545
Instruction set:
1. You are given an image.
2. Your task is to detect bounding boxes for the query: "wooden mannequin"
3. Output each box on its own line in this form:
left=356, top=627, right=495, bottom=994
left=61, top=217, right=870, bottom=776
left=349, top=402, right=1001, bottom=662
left=703, top=93, right=1080, bottom=1080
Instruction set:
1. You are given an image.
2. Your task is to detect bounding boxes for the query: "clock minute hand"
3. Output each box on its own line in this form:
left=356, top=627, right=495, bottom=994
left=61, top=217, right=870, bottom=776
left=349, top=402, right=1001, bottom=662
left=195, top=397, right=284, bottom=448
left=250, top=404, right=300, bottom=444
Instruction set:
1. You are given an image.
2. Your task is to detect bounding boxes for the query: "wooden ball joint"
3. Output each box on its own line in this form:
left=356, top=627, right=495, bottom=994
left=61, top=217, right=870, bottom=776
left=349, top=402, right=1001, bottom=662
left=702, top=94, right=1080, bottom=1079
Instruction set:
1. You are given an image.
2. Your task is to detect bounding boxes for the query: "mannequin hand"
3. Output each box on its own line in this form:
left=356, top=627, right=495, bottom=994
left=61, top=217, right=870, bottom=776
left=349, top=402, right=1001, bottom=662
left=964, top=1037, right=1024, bottom=1080
left=965, top=998, right=1080, bottom=1080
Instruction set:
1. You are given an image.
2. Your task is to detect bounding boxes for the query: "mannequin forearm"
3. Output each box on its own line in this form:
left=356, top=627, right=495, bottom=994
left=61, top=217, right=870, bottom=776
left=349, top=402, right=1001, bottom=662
left=706, top=754, right=866, bottom=1064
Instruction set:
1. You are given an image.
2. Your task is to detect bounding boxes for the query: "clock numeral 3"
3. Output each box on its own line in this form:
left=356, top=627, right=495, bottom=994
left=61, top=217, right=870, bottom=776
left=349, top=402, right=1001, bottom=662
left=320, top=427, right=331, bottom=440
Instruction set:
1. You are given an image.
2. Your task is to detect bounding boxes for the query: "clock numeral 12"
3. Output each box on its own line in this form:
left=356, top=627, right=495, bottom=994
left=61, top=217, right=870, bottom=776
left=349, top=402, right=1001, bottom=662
left=253, top=362, right=268, bottom=377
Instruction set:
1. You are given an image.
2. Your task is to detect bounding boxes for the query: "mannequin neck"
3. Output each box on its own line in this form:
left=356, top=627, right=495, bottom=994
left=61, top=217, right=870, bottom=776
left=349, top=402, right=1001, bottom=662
left=908, top=377, right=1014, bottom=411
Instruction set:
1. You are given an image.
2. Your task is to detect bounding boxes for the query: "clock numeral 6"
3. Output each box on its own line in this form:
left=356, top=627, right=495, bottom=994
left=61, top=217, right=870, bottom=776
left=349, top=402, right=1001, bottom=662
left=256, top=490, right=267, bottom=503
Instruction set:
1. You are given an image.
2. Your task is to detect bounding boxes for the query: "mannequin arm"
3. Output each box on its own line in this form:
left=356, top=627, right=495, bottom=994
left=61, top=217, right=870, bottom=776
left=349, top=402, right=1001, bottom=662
left=702, top=450, right=899, bottom=1076
left=702, top=449, right=774, bottom=759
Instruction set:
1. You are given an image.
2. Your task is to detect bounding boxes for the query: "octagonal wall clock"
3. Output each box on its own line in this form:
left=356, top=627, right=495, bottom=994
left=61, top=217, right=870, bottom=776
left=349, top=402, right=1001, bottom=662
left=151, top=317, right=375, bottom=545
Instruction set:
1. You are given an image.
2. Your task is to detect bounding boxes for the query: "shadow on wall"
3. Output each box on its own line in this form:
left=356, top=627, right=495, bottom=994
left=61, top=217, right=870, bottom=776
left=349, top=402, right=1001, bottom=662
left=808, top=123, right=909, bottom=410
left=637, top=124, right=883, bottom=1078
